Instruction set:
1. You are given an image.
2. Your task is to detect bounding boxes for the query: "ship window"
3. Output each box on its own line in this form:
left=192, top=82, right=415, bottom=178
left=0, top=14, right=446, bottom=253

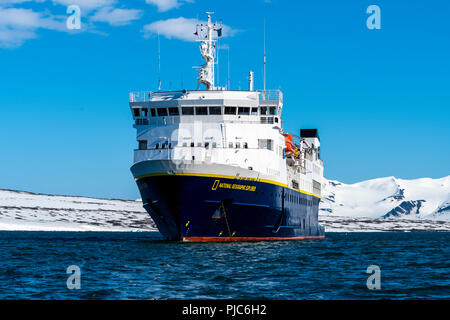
left=133, top=108, right=140, bottom=117
left=224, top=106, right=237, bottom=115
left=150, top=109, right=156, bottom=117
left=212, top=142, right=217, bottom=148
left=244, top=142, right=248, bottom=149
left=251, top=107, right=258, bottom=115
left=236, top=142, right=240, bottom=148
left=190, top=142, right=194, bottom=147
left=228, top=142, right=233, bottom=148
left=195, top=107, right=208, bottom=115
left=197, top=142, right=202, bottom=147
left=168, top=143, right=172, bottom=149
left=168, top=107, right=179, bottom=116
left=182, top=142, right=187, bottom=147
left=260, top=107, right=267, bottom=115
left=238, top=107, right=250, bottom=115
left=138, top=140, right=147, bottom=150
left=269, top=107, right=277, bottom=115
left=209, top=106, right=222, bottom=115
left=258, top=139, right=273, bottom=151
left=161, top=143, right=165, bottom=149
left=275, top=117, right=279, bottom=123
left=157, top=108, right=168, bottom=116
left=141, top=109, right=148, bottom=117
left=182, top=107, right=194, bottom=115
left=155, top=143, right=159, bottom=149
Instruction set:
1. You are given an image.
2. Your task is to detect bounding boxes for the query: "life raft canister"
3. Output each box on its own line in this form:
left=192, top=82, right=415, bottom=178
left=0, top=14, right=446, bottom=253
left=283, top=133, right=296, bottom=156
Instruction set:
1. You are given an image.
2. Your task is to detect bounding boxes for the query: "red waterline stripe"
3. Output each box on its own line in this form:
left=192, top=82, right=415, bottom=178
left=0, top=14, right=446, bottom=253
left=182, top=235, right=325, bottom=242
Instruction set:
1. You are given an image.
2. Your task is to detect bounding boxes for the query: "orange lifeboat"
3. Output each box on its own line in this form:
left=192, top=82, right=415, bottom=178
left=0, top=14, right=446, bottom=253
left=283, top=133, right=296, bottom=157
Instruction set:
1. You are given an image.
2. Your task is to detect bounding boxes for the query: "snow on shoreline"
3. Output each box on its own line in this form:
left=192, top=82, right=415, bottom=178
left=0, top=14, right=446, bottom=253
left=0, top=189, right=156, bottom=232
left=0, top=175, right=449, bottom=233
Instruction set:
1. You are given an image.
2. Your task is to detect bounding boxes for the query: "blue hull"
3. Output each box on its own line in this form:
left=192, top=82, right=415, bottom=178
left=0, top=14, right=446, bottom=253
left=134, top=173, right=325, bottom=241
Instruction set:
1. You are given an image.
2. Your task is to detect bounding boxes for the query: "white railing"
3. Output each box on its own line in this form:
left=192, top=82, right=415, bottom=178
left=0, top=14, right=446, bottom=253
left=130, top=89, right=283, bottom=104
left=258, top=90, right=283, bottom=104
left=133, top=116, right=278, bottom=126
left=130, top=91, right=152, bottom=102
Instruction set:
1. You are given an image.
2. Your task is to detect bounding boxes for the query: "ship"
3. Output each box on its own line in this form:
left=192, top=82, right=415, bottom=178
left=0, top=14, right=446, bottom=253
left=129, top=13, right=325, bottom=241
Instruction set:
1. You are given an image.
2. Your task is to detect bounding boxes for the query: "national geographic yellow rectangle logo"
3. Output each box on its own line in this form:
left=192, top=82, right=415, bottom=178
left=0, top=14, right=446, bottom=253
left=211, top=180, right=220, bottom=190
left=211, top=180, right=256, bottom=192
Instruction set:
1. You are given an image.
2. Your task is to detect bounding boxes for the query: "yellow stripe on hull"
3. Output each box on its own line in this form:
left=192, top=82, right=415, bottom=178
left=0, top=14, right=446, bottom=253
left=134, top=172, right=321, bottom=199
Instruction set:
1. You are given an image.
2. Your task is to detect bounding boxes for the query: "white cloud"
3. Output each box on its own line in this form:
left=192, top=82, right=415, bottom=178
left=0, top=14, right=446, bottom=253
left=0, top=0, right=45, bottom=4
left=0, top=0, right=115, bottom=10
left=51, top=0, right=116, bottom=12
left=0, top=1, right=144, bottom=48
left=143, top=17, right=238, bottom=42
left=91, top=6, right=141, bottom=26
left=0, top=27, right=36, bottom=48
left=145, top=0, right=193, bottom=13
left=0, top=7, right=66, bottom=48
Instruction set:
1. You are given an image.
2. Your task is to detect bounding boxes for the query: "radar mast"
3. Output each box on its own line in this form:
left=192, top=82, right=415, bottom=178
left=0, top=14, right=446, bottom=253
left=194, top=12, right=222, bottom=90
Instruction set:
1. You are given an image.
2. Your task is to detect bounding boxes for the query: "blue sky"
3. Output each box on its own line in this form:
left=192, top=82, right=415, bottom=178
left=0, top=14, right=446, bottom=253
left=0, top=0, right=449, bottom=200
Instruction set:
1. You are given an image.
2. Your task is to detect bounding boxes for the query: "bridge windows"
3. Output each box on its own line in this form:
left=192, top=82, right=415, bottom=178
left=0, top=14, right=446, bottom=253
left=168, top=107, right=179, bottom=116
left=224, top=106, right=237, bottom=115
left=209, top=106, right=222, bottom=115
left=269, top=106, right=277, bottom=115
left=150, top=109, right=156, bottom=117
left=236, top=142, right=241, bottom=148
left=251, top=107, right=258, bottom=115
left=195, top=106, right=208, bottom=115
left=182, top=107, right=194, bottom=115
left=138, top=140, right=147, bottom=150
left=157, top=108, right=167, bottom=116
left=238, top=107, right=250, bottom=115
left=244, top=142, right=248, bottom=149
left=228, top=142, right=233, bottom=148
left=259, top=106, right=277, bottom=115
left=133, top=108, right=148, bottom=117
left=260, top=107, right=267, bottom=115
left=190, top=142, right=195, bottom=147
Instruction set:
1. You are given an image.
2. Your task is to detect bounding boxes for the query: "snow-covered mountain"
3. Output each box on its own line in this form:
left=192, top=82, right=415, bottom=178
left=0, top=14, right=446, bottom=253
left=0, top=175, right=449, bottom=232
left=320, top=175, right=450, bottom=221
left=0, top=189, right=154, bottom=231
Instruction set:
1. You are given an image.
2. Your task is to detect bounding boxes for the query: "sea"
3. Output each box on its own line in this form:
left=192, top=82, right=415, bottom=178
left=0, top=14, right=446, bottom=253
left=0, top=231, right=448, bottom=300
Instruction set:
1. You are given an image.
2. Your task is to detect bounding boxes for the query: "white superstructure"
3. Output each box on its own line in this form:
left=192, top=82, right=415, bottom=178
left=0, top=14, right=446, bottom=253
left=129, top=13, right=324, bottom=197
